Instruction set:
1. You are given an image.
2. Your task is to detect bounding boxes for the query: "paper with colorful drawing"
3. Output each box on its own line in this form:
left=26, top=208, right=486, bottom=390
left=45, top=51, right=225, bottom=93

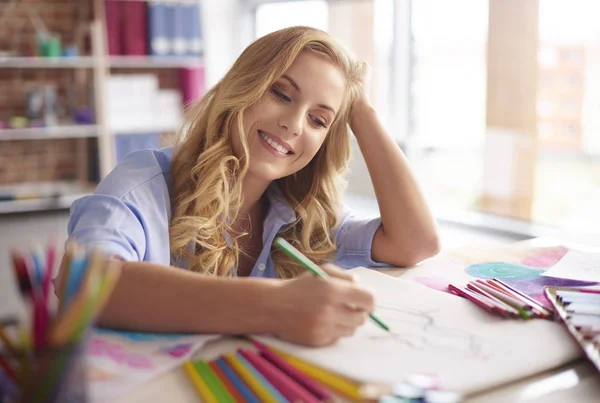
left=542, top=249, right=600, bottom=282
left=401, top=244, right=597, bottom=310
left=86, top=328, right=220, bottom=401
left=257, top=268, right=582, bottom=395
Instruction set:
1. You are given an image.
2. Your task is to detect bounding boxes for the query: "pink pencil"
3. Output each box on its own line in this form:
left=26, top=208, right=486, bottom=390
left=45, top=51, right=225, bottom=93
left=251, top=339, right=333, bottom=401
left=239, top=349, right=320, bottom=403
left=580, top=288, right=600, bottom=295
left=448, top=284, right=500, bottom=316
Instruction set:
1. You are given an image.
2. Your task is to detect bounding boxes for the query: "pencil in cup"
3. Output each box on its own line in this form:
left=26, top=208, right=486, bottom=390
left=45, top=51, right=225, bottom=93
left=273, top=237, right=391, bottom=332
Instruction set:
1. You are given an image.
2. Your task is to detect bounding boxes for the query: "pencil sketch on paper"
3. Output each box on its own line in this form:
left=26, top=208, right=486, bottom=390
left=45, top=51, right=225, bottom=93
left=363, top=303, right=495, bottom=360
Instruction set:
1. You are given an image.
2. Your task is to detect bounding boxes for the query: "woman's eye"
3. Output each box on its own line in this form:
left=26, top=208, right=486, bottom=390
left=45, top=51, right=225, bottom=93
left=310, top=115, right=328, bottom=128
left=272, top=89, right=291, bottom=102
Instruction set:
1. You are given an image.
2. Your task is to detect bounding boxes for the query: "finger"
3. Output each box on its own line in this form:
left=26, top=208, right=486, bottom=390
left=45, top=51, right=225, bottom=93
left=320, top=263, right=357, bottom=283
left=338, top=285, right=375, bottom=312
left=334, top=324, right=357, bottom=338
left=334, top=306, right=368, bottom=328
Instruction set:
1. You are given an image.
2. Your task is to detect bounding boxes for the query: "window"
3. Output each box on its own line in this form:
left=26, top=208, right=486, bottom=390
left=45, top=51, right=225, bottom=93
left=254, top=1, right=328, bottom=38
left=407, top=0, right=489, bottom=212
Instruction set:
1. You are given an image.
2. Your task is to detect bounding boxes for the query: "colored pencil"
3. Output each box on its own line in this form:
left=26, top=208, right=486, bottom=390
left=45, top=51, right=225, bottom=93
left=462, top=285, right=516, bottom=318
left=486, top=279, right=551, bottom=318
left=57, top=244, right=74, bottom=314
left=193, top=360, right=236, bottom=403
left=448, top=284, right=500, bottom=317
left=252, top=339, right=334, bottom=401
left=492, top=278, right=550, bottom=312
left=63, top=250, right=88, bottom=307
left=43, top=237, right=56, bottom=300
left=215, top=357, right=260, bottom=403
left=183, top=360, right=218, bottom=403
left=239, top=349, right=320, bottom=403
left=270, top=346, right=367, bottom=400
left=466, top=283, right=521, bottom=317
left=10, top=249, right=33, bottom=297
left=273, top=237, right=391, bottom=332
left=580, top=288, right=600, bottom=295
left=209, top=360, right=248, bottom=403
left=224, top=353, right=287, bottom=403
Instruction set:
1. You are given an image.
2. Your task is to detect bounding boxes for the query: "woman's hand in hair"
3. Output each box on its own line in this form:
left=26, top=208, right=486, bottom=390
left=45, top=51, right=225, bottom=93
left=269, top=271, right=374, bottom=347
left=350, top=61, right=375, bottom=132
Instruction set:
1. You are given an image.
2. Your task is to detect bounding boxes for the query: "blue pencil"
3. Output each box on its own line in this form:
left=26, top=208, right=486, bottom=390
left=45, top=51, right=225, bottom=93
left=64, top=252, right=88, bottom=305
left=215, top=357, right=261, bottom=403
left=234, top=352, right=287, bottom=403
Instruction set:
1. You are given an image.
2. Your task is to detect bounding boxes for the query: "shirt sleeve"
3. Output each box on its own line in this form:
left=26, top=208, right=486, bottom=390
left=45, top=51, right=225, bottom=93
left=333, top=204, right=390, bottom=269
left=68, top=194, right=147, bottom=261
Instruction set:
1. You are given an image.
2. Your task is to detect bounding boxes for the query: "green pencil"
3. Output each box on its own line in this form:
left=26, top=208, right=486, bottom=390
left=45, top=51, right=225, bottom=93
left=274, top=237, right=391, bottom=332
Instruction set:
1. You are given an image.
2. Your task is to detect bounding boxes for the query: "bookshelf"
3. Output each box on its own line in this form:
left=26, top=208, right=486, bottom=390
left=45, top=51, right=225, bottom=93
left=0, top=56, right=96, bottom=69
left=0, top=0, right=204, bottom=214
left=0, top=125, right=99, bottom=141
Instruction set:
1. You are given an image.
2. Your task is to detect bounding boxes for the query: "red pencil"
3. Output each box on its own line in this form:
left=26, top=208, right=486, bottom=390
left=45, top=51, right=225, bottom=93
left=0, top=354, right=18, bottom=381
left=580, top=288, right=600, bottom=295
left=251, top=339, right=333, bottom=401
left=209, top=360, right=247, bottom=403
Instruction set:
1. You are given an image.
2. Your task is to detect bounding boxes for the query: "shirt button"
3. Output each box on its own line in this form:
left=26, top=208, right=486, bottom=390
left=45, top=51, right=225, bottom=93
left=258, top=263, right=266, bottom=271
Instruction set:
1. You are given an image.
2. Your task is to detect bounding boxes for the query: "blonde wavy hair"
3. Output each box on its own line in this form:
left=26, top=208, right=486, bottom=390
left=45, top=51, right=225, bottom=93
left=169, top=26, right=366, bottom=278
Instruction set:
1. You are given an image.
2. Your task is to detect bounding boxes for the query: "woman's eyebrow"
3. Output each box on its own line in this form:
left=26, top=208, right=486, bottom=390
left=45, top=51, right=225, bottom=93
left=282, top=74, right=337, bottom=115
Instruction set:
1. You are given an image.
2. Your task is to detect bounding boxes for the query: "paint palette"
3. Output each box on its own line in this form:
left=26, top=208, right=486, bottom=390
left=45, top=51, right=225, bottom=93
left=544, top=287, right=600, bottom=374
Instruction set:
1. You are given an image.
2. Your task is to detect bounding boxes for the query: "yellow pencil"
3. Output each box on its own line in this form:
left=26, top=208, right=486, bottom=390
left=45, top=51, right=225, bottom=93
left=223, top=353, right=282, bottom=403
left=183, top=361, right=218, bottom=403
left=273, top=347, right=369, bottom=400
left=0, top=324, right=18, bottom=356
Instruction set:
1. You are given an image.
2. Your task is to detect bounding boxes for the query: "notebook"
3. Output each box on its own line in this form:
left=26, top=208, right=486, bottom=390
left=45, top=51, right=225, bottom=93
left=257, top=267, right=582, bottom=396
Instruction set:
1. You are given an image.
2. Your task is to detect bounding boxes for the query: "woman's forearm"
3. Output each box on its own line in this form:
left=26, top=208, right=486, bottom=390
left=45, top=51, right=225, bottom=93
left=351, top=104, right=440, bottom=266
left=93, top=261, right=280, bottom=334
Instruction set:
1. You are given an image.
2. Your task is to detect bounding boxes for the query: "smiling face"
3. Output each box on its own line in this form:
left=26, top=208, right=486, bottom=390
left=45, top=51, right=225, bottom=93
left=232, top=51, right=346, bottom=185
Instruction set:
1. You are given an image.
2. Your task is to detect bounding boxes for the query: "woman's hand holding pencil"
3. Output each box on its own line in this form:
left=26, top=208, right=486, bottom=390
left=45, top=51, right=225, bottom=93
left=270, top=237, right=390, bottom=347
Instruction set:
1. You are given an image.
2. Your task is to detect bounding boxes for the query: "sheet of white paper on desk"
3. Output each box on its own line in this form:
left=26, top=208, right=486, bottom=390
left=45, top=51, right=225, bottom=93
left=256, top=268, right=582, bottom=396
left=541, top=249, right=600, bottom=282
left=86, top=329, right=220, bottom=402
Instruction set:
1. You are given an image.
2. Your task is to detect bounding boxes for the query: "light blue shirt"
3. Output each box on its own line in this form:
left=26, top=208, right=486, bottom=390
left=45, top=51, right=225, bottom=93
left=67, top=147, right=387, bottom=278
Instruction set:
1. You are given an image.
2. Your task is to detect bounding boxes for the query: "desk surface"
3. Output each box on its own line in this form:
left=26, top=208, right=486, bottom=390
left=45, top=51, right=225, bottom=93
left=117, top=237, right=600, bottom=402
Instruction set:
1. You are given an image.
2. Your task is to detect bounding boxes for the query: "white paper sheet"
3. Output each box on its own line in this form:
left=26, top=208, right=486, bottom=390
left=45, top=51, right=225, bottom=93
left=257, top=268, right=582, bottom=396
left=86, top=329, right=220, bottom=402
left=542, top=250, right=600, bottom=282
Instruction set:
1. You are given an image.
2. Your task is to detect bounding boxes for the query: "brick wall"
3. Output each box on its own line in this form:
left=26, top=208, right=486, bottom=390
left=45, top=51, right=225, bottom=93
left=0, top=0, right=180, bottom=186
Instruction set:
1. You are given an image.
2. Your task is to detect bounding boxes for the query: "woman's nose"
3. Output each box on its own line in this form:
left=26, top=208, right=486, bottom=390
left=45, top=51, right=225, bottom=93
left=278, top=109, right=303, bottom=136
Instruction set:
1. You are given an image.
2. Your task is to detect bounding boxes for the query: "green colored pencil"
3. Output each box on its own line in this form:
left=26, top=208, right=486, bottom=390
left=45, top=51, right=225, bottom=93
left=274, top=237, right=391, bottom=332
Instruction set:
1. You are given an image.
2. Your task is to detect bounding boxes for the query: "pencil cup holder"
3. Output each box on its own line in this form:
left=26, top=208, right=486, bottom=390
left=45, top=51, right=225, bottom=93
left=0, top=337, right=89, bottom=403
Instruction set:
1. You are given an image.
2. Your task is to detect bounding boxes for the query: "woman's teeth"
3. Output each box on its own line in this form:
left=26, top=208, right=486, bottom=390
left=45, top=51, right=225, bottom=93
left=259, top=130, right=291, bottom=154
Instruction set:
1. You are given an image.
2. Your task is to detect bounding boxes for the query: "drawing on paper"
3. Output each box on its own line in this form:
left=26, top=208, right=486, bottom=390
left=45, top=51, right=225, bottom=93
left=364, top=303, right=495, bottom=360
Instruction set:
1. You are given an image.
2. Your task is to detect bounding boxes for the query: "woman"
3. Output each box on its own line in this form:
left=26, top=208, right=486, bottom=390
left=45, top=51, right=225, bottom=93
left=59, top=26, right=439, bottom=347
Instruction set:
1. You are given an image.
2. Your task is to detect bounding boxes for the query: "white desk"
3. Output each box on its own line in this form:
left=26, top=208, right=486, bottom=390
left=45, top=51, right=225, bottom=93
left=117, top=237, right=600, bottom=402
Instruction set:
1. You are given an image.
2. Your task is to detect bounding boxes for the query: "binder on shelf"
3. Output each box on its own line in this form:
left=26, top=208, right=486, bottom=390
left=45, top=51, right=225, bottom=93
left=147, top=1, right=171, bottom=56
left=105, top=0, right=122, bottom=56
left=163, top=1, right=177, bottom=57
left=172, top=1, right=187, bottom=56
left=179, top=66, right=205, bottom=106
left=122, top=1, right=148, bottom=56
left=184, top=0, right=203, bottom=57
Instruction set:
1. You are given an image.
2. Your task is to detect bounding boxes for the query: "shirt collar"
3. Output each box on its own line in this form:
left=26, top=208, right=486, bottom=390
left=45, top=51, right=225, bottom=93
left=265, top=182, right=296, bottom=225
